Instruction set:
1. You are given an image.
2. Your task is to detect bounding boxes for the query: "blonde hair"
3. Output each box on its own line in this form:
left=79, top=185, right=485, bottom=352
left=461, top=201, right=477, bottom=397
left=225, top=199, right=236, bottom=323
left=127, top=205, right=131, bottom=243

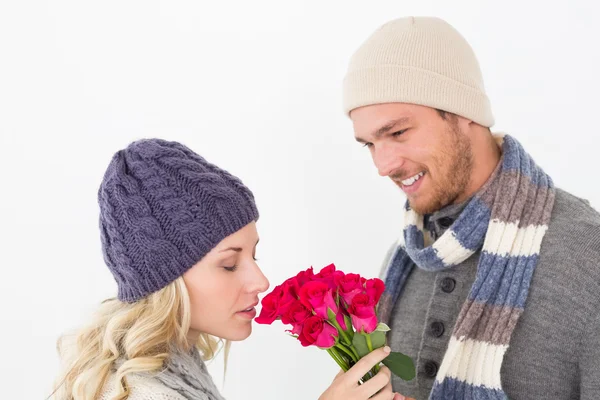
left=51, top=277, right=229, bottom=400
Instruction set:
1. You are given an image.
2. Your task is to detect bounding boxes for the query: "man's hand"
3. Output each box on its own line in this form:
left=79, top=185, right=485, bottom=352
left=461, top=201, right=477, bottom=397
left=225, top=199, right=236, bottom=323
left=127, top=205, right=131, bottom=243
left=319, top=346, right=401, bottom=400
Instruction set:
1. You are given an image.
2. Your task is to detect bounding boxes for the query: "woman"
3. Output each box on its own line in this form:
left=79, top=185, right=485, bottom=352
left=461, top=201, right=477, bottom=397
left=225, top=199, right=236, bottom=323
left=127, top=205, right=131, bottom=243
left=52, top=139, right=399, bottom=400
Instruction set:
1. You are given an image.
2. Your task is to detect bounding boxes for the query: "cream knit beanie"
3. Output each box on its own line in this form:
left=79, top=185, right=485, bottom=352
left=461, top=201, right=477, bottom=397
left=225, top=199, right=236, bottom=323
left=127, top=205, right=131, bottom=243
left=342, top=16, right=494, bottom=127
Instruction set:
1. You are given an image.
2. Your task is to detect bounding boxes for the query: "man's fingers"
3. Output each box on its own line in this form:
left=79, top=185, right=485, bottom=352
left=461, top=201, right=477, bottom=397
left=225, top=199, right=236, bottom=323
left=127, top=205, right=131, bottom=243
left=357, top=366, right=391, bottom=398
left=344, top=346, right=391, bottom=383
left=369, top=385, right=394, bottom=400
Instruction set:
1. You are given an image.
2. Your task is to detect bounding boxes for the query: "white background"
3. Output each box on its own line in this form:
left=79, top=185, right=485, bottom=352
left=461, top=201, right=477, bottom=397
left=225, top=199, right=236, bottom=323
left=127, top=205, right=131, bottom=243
left=1, top=0, right=599, bottom=399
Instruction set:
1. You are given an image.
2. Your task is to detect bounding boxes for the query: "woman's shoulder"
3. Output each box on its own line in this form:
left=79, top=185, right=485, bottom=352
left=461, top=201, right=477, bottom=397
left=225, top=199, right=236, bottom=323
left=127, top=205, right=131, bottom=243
left=100, top=373, right=187, bottom=400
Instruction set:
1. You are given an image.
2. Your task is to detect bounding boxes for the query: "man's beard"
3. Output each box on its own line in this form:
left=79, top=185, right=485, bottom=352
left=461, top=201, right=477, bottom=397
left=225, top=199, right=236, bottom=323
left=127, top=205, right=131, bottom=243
left=408, top=122, right=473, bottom=215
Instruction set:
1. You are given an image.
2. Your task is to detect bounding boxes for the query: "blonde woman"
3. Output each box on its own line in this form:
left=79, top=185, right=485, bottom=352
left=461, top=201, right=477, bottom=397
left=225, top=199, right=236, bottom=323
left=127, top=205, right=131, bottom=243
left=52, top=139, right=399, bottom=400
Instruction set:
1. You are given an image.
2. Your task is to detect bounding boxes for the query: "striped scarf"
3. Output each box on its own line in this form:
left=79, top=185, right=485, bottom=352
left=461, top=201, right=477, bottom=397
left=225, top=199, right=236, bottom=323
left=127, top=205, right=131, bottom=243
left=378, top=134, right=555, bottom=399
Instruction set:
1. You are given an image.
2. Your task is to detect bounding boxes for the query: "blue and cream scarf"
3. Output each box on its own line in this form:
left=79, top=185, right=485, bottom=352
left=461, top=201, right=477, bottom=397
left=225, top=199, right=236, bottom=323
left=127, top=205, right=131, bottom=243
left=378, top=134, right=555, bottom=399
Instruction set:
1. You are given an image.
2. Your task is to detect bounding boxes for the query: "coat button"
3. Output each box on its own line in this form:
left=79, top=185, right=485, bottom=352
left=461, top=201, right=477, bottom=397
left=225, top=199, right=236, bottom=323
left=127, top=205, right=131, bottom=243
left=440, top=277, right=456, bottom=293
left=438, top=217, right=454, bottom=229
left=423, top=360, right=439, bottom=378
left=429, top=321, right=445, bottom=338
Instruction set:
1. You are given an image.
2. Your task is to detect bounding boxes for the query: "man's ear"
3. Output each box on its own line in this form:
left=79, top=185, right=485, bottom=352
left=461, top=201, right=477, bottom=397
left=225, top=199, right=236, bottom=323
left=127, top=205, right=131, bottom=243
left=456, top=115, right=478, bottom=134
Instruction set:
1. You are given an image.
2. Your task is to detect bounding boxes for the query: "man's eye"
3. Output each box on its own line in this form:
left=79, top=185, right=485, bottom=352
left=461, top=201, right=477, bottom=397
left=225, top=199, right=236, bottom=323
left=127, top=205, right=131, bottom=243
left=223, top=266, right=238, bottom=272
left=362, top=142, right=373, bottom=148
left=392, top=130, right=407, bottom=137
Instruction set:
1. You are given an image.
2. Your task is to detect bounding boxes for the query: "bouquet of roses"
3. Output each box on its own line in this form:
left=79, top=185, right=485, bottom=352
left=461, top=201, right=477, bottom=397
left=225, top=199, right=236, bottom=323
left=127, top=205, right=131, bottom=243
left=256, top=263, right=415, bottom=383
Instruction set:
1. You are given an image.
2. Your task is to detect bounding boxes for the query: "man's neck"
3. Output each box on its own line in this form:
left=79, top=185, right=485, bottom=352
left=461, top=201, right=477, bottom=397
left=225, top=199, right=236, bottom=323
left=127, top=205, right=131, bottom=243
left=455, top=130, right=502, bottom=204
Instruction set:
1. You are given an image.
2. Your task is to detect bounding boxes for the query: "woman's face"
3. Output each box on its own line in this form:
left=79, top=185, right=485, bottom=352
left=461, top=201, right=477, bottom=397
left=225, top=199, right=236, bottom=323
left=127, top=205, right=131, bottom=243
left=183, top=222, right=269, bottom=342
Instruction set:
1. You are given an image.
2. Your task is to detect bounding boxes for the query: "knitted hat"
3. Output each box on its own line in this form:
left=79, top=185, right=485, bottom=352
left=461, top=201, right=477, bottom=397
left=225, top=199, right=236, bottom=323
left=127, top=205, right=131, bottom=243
left=342, top=16, right=494, bottom=127
left=98, top=139, right=259, bottom=302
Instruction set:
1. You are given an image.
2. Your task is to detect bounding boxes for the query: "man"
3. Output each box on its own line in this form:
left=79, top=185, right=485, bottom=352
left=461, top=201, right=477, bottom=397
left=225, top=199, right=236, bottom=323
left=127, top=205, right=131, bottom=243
left=342, top=16, right=600, bottom=399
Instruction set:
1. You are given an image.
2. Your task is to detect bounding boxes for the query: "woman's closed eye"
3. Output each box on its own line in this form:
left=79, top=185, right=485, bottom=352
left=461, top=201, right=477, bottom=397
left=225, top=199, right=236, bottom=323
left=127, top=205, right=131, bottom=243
left=223, top=257, right=258, bottom=272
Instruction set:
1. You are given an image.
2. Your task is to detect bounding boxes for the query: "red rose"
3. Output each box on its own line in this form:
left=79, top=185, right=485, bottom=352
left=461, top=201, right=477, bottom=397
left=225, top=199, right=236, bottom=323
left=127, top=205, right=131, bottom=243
left=295, top=267, right=315, bottom=286
left=348, top=293, right=378, bottom=333
left=366, top=278, right=385, bottom=304
left=285, top=300, right=312, bottom=335
left=316, top=263, right=336, bottom=278
left=278, top=277, right=300, bottom=317
left=299, top=280, right=338, bottom=319
left=335, top=273, right=365, bottom=306
left=315, top=263, right=344, bottom=289
left=298, top=316, right=338, bottom=348
left=255, top=286, right=283, bottom=324
left=282, top=276, right=300, bottom=297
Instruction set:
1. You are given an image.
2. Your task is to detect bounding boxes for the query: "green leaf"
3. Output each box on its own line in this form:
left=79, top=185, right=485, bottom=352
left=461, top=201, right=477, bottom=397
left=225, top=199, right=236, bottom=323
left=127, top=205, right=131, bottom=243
left=369, top=330, right=386, bottom=350
left=376, top=322, right=391, bottom=332
left=351, top=333, right=370, bottom=358
left=382, top=352, right=416, bottom=381
left=344, top=315, right=354, bottom=339
left=352, top=329, right=388, bottom=358
left=327, top=308, right=337, bottom=322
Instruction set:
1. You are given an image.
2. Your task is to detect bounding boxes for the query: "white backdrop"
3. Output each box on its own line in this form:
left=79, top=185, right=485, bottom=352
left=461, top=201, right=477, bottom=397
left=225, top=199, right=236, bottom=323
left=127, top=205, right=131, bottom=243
left=1, top=0, right=599, bottom=399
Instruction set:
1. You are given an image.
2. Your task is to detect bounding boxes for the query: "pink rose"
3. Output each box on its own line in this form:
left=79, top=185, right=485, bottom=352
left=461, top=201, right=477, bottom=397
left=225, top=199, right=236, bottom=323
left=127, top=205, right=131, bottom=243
left=348, top=293, right=378, bottom=333
left=335, top=273, right=366, bottom=305
left=336, top=309, right=349, bottom=331
left=299, top=280, right=338, bottom=319
left=366, top=278, right=385, bottom=304
left=315, top=263, right=344, bottom=289
left=298, top=316, right=338, bottom=348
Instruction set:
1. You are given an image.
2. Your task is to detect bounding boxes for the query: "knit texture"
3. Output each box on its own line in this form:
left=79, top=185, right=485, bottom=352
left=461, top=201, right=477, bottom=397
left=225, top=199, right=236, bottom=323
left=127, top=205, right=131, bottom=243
left=342, top=16, right=494, bottom=127
left=378, top=134, right=555, bottom=399
left=100, top=348, right=224, bottom=400
left=100, top=374, right=187, bottom=400
left=383, top=187, right=600, bottom=399
left=98, top=139, right=258, bottom=302
left=155, top=347, right=225, bottom=400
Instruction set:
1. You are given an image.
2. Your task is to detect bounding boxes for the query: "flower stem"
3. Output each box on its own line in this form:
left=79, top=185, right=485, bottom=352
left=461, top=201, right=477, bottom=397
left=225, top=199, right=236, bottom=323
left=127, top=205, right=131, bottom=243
left=335, top=343, right=358, bottom=363
left=365, top=334, right=380, bottom=374
left=332, top=319, right=353, bottom=346
left=366, top=333, right=373, bottom=352
left=334, top=346, right=352, bottom=366
left=326, top=348, right=348, bottom=372
left=350, top=345, right=361, bottom=361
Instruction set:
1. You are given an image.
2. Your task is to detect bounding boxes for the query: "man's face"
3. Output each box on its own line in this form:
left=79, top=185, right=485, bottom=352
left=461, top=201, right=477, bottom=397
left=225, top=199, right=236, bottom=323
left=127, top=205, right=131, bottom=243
left=351, top=103, right=473, bottom=214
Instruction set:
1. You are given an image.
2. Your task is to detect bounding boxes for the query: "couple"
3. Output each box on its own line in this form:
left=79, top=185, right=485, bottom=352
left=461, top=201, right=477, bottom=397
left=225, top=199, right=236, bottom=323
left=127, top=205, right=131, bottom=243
left=53, top=16, right=600, bottom=400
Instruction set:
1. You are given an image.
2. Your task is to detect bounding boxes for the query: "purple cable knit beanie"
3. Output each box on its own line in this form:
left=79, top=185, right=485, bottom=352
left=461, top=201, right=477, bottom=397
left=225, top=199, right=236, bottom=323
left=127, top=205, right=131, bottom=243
left=98, top=139, right=259, bottom=302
